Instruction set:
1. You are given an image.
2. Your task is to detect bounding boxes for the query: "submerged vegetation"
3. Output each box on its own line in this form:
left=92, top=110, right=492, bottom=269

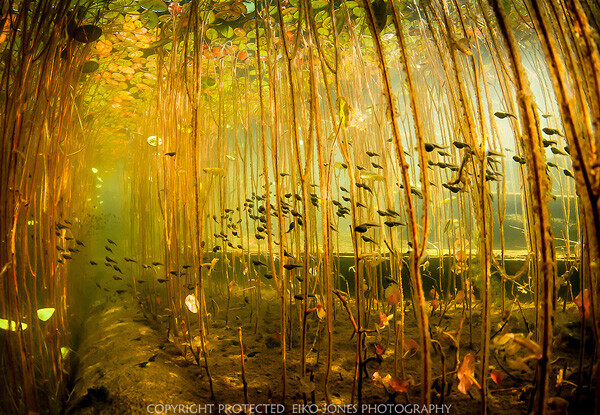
left=1, top=0, right=600, bottom=413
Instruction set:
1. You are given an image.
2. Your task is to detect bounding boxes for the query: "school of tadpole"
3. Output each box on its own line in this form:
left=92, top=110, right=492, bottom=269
left=1, top=0, right=600, bottom=414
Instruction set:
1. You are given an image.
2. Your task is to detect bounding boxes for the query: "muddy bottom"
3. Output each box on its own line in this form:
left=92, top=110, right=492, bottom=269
left=65, top=290, right=593, bottom=415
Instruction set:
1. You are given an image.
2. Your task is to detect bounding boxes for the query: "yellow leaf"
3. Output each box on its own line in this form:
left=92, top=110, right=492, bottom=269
left=337, top=97, right=350, bottom=128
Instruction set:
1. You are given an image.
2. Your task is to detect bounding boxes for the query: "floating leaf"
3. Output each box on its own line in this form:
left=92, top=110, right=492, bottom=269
left=218, top=25, right=235, bottom=38
left=81, top=61, right=100, bottom=73
left=95, top=39, right=113, bottom=55
left=60, top=347, right=70, bottom=358
left=206, top=28, right=219, bottom=41
left=312, top=0, right=329, bottom=10
left=73, top=25, right=102, bottom=43
left=140, top=10, right=160, bottom=28
left=215, top=10, right=242, bottom=21
left=37, top=308, right=55, bottom=322
left=139, top=0, right=168, bottom=12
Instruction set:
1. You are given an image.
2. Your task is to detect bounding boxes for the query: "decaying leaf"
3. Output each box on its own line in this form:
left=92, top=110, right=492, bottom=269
left=316, top=304, right=326, bottom=320
left=385, top=284, right=401, bottom=306
left=574, top=289, right=591, bottom=319
left=388, top=376, right=409, bottom=393
left=403, top=338, right=419, bottom=358
left=457, top=353, right=481, bottom=394
left=490, top=369, right=503, bottom=385
left=378, top=311, right=392, bottom=329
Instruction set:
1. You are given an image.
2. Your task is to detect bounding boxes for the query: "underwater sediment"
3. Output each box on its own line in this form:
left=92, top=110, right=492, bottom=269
left=1, top=0, right=600, bottom=414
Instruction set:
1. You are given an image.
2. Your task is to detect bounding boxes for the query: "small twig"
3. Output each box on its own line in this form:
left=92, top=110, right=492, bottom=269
left=238, top=327, right=248, bottom=404
left=515, top=298, right=530, bottom=333
left=333, top=289, right=358, bottom=332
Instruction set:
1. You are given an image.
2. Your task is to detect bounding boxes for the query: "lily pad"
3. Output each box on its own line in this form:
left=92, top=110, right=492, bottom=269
left=139, top=0, right=168, bottom=12
left=242, top=1, right=255, bottom=13
left=140, top=10, right=160, bottom=28
left=82, top=60, right=100, bottom=73
left=73, top=25, right=103, bottom=43
left=219, top=25, right=234, bottom=38
left=215, top=10, right=242, bottom=21
left=312, top=0, right=329, bottom=10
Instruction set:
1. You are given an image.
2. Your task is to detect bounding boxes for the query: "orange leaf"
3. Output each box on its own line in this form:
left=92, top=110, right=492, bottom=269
left=574, top=289, right=591, bottom=319
left=429, top=288, right=437, bottom=299
left=455, top=290, right=465, bottom=303
left=372, top=371, right=384, bottom=387
left=431, top=299, right=439, bottom=311
left=378, top=311, right=390, bottom=329
left=457, top=353, right=480, bottom=394
left=490, top=370, right=503, bottom=385
left=388, top=377, right=408, bottom=393
left=375, top=343, right=384, bottom=355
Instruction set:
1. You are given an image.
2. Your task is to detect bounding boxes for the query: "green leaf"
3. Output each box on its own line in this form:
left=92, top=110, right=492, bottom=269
left=206, top=28, right=219, bottom=41
left=242, top=1, right=255, bottom=14
left=37, top=308, right=55, bottom=322
left=312, top=0, right=329, bottom=10
left=219, top=25, right=234, bottom=38
left=140, top=10, right=159, bottom=28
left=61, top=347, right=70, bottom=358
left=139, top=0, right=168, bottom=12
left=0, top=318, right=27, bottom=331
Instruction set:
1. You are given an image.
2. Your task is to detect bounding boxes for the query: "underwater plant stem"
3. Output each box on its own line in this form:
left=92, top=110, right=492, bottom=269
left=364, top=0, right=432, bottom=405
left=304, top=14, right=334, bottom=401
left=189, top=1, right=214, bottom=399
left=489, top=2, right=557, bottom=414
